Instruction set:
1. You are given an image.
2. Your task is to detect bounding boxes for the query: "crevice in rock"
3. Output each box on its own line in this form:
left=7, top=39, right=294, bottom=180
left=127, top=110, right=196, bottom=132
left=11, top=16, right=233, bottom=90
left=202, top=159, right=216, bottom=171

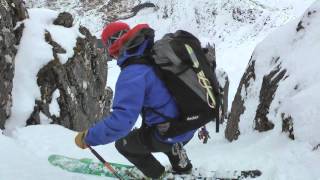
left=281, top=113, right=294, bottom=140
left=254, top=59, right=286, bottom=132
left=225, top=57, right=256, bottom=141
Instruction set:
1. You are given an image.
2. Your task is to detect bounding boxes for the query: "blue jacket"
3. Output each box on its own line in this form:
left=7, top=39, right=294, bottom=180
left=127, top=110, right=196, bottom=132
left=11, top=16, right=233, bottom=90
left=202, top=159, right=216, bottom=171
left=85, top=41, right=195, bottom=146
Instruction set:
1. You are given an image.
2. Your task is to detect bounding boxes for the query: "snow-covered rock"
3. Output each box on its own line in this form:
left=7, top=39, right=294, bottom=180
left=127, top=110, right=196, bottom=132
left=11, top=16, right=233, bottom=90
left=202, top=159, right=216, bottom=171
left=25, top=0, right=155, bottom=33
left=226, top=1, right=320, bottom=151
left=216, top=68, right=229, bottom=120
left=4, top=9, right=112, bottom=133
left=0, top=0, right=28, bottom=129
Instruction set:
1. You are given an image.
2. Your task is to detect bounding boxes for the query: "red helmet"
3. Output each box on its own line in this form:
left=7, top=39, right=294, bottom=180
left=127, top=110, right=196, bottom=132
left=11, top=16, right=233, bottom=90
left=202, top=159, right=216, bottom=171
left=101, top=22, right=130, bottom=47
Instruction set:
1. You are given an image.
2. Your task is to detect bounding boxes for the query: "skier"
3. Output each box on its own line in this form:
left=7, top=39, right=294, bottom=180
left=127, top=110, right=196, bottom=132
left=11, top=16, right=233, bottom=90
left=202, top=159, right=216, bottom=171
left=75, top=21, right=194, bottom=179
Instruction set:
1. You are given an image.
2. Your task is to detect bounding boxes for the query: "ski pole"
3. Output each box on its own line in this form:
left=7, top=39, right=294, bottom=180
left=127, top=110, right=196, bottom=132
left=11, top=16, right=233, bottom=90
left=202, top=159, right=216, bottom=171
left=87, top=145, right=124, bottom=180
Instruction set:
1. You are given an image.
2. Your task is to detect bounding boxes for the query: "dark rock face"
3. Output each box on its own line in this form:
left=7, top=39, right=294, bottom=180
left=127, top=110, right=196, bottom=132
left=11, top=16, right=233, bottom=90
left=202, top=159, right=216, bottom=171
left=232, top=7, right=262, bottom=24
left=225, top=56, right=288, bottom=141
left=225, top=57, right=256, bottom=141
left=103, top=1, right=156, bottom=22
left=26, top=13, right=112, bottom=131
left=254, top=58, right=286, bottom=132
left=204, top=43, right=216, bottom=68
left=0, top=0, right=28, bottom=129
left=28, top=0, right=156, bottom=25
left=131, top=2, right=156, bottom=15
left=296, top=10, right=317, bottom=32
left=281, top=113, right=294, bottom=140
left=53, top=12, right=74, bottom=28
left=313, top=144, right=320, bottom=151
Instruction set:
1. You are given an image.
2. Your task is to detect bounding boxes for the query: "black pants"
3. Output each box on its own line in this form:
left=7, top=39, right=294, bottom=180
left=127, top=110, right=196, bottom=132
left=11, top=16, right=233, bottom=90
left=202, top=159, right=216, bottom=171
left=115, top=128, right=192, bottom=178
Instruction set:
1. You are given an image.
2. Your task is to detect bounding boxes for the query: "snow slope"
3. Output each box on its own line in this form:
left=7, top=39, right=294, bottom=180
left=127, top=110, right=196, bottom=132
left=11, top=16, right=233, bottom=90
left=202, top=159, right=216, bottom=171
left=1, top=1, right=320, bottom=180
left=25, top=0, right=316, bottom=105
left=1, top=122, right=320, bottom=180
left=236, top=0, right=320, bottom=149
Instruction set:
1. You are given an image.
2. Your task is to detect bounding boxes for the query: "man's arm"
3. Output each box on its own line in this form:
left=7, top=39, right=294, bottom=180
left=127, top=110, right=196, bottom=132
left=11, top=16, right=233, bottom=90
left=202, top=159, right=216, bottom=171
left=85, top=65, right=149, bottom=146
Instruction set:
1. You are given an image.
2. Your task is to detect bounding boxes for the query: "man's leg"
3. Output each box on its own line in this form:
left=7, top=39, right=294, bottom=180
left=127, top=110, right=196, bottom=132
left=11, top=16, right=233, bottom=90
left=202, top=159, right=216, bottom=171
left=115, top=129, right=171, bottom=178
left=165, top=142, right=193, bottom=174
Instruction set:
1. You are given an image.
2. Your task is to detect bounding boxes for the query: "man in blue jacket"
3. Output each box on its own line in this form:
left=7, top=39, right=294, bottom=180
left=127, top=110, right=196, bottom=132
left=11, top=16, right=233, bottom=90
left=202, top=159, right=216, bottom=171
left=75, top=22, right=195, bottom=179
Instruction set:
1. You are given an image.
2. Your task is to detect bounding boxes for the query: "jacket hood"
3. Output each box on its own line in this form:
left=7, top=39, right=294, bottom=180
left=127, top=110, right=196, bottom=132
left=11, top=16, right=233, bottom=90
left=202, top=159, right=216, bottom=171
left=116, top=27, right=155, bottom=67
left=108, top=24, right=151, bottom=57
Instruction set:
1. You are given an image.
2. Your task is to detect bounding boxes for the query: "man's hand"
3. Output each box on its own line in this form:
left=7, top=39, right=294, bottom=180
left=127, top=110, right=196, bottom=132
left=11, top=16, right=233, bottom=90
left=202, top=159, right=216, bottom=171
left=75, top=130, right=88, bottom=149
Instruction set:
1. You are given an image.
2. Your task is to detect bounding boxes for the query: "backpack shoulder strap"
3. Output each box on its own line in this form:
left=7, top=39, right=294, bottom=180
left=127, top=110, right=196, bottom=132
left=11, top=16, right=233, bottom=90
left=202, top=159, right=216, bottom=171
left=120, top=53, right=154, bottom=70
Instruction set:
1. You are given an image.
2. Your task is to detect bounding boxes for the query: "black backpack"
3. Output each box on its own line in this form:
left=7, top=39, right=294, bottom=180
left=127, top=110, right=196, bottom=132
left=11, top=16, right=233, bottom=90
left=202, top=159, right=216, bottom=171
left=120, top=28, right=222, bottom=138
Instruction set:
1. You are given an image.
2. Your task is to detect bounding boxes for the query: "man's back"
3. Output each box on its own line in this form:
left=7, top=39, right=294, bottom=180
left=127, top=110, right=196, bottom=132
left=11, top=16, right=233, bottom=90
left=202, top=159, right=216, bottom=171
left=117, top=61, right=197, bottom=140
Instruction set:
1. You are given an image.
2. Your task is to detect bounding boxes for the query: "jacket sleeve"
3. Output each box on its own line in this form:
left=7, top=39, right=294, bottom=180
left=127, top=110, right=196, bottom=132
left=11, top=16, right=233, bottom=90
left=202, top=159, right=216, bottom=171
left=85, top=65, right=148, bottom=146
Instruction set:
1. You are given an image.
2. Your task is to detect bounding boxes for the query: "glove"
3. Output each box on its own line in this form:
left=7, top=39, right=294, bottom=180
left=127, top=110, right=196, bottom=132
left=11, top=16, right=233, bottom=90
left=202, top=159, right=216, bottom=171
left=198, top=127, right=210, bottom=144
left=75, top=130, right=88, bottom=149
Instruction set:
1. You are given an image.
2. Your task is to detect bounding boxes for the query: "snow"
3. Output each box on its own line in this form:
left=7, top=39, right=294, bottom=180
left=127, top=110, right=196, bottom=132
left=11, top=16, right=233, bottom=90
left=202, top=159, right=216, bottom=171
left=0, top=125, right=103, bottom=180
left=1, top=0, right=320, bottom=180
left=1, top=123, right=320, bottom=180
left=46, top=23, right=81, bottom=63
left=48, top=89, right=60, bottom=117
left=107, top=60, right=121, bottom=92
left=4, top=9, right=58, bottom=134
left=39, top=112, right=52, bottom=124
left=237, top=0, right=320, bottom=149
left=216, top=68, right=228, bottom=88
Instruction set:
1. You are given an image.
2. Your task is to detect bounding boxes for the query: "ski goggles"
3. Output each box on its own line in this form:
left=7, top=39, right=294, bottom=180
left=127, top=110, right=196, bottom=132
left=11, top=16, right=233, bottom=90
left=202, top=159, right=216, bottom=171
left=105, top=29, right=128, bottom=48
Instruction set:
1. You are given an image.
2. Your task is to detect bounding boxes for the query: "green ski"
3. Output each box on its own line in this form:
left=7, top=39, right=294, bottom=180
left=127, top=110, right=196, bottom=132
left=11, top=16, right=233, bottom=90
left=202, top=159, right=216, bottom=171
left=48, top=154, right=142, bottom=179
left=48, top=154, right=262, bottom=179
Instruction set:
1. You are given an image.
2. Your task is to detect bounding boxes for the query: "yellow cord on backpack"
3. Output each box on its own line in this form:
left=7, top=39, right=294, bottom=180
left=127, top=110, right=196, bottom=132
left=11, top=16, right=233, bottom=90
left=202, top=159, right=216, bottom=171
left=197, top=72, right=216, bottom=108
left=185, top=44, right=216, bottom=109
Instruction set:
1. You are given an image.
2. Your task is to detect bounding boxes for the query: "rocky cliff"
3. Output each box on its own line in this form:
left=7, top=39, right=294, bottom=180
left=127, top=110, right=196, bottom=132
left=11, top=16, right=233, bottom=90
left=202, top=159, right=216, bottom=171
left=28, top=13, right=112, bottom=131
left=0, top=0, right=28, bottom=129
